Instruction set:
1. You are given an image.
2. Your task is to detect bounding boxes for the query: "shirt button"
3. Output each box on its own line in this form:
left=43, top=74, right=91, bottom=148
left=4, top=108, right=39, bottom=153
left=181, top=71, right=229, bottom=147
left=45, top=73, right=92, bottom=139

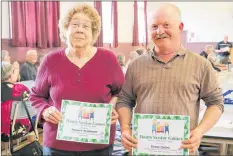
left=77, top=80, right=80, bottom=82
left=78, top=73, right=80, bottom=76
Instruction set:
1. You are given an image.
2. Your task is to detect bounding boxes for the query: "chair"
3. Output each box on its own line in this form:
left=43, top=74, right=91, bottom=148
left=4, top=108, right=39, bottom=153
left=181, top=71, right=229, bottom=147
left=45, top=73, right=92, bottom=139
left=2, top=97, right=39, bottom=155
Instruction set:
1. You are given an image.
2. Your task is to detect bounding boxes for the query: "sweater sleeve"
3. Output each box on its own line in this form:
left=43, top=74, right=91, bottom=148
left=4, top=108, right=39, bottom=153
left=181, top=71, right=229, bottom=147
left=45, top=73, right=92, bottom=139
left=29, top=55, right=51, bottom=121
left=110, top=54, right=125, bottom=96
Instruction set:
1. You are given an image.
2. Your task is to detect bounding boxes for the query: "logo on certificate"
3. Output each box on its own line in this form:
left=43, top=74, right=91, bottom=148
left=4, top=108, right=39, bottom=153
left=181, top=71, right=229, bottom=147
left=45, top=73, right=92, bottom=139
left=152, top=119, right=170, bottom=136
left=78, top=107, right=95, bottom=123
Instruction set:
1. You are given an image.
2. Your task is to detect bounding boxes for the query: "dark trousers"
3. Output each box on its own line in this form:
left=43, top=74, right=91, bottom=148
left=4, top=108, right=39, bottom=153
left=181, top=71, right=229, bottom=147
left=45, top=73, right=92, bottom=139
left=43, top=145, right=113, bottom=156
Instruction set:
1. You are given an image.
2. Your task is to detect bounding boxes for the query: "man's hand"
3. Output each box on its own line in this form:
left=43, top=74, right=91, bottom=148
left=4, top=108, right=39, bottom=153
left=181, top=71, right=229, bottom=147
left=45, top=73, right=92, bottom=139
left=181, top=128, right=204, bottom=154
left=111, top=109, right=119, bottom=124
left=121, top=128, right=138, bottom=152
left=42, top=106, right=62, bottom=124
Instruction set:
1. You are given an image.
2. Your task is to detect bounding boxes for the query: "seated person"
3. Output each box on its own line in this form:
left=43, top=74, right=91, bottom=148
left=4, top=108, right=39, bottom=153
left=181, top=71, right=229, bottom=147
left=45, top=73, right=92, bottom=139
left=125, top=51, right=139, bottom=68
left=117, top=54, right=127, bottom=75
left=200, top=45, right=227, bottom=71
left=215, top=36, right=232, bottom=64
left=2, top=50, right=20, bottom=72
left=136, top=48, right=146, bottom=56
left=20, top=50, right=38, bottom=81
left=2, top=50, right=11, bottom=65
left=1, top=64, right=34, bottom=144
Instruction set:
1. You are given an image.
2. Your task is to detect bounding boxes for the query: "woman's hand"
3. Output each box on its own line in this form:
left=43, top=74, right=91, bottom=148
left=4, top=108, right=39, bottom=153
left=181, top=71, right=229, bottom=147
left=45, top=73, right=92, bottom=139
left=13, top=61, right=19, bottom=69
left=42, top=106, right=62, bottom=124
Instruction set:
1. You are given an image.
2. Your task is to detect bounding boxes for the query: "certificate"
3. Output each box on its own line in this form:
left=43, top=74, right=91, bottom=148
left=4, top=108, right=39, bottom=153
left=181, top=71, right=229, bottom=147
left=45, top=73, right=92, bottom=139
left=56, top=100, right=112, bottom=144
left=132, top=113, right=190, bottom=155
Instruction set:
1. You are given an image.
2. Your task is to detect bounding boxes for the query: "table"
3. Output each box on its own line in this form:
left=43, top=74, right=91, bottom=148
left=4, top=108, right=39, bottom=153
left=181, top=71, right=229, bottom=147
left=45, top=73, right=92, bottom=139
left=202, top=104, right=233, bottom=155
left=200, top=71, right=233, bottom=155
left=202, top=127, right=233, bottom=155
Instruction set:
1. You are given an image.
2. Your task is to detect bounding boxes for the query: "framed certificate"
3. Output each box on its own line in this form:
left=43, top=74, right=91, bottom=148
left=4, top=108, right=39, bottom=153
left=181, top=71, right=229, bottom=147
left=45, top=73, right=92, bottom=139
left=56, top=100, right=112, bottom=144
left=132, top=113, right=190, bottom=155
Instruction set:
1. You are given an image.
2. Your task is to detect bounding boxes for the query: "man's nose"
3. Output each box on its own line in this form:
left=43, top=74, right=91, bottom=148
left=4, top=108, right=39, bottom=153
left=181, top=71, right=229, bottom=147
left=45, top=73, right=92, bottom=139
left=156, top=25, right=165, bottom=35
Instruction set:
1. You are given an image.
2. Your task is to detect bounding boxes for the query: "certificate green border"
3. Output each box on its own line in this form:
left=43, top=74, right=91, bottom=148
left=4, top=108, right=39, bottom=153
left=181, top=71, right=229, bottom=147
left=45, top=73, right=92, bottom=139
left=56, top=100, right=112, bottom=144
left=132, top=113, right=190, bottom=156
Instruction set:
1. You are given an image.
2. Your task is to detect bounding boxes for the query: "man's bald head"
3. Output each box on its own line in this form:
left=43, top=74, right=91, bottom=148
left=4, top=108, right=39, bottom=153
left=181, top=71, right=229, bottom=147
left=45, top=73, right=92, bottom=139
left=149, top=3, right=184, bottom=53
left=26, top=49, right=38, bottom=64
left=150, top=3, right=182, bottom=26
left=224, top=35, right=228, bottom=43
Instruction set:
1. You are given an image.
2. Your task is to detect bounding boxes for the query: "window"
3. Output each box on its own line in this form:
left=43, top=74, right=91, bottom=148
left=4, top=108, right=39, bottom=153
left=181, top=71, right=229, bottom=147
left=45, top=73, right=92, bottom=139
left=102, top=2, right=112, bottom=43
left=138, top=2, right=146, bottom=44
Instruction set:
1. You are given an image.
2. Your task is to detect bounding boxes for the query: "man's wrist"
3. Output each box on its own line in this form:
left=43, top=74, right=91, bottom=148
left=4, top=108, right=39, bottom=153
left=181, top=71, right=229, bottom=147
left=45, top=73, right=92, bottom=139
left=194, top=126, right=205, bottom=137
left=121, top=124, right=131, bottom=132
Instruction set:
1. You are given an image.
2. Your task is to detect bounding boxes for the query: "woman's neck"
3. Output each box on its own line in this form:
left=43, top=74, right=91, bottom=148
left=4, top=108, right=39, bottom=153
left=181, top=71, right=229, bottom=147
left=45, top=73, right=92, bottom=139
left=67, top=45, right=93, bottom=58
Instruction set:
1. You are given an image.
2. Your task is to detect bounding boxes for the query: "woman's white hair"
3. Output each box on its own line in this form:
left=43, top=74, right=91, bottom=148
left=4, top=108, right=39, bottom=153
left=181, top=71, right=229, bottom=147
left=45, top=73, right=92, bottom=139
left=1, top=63, right=14, bottom=82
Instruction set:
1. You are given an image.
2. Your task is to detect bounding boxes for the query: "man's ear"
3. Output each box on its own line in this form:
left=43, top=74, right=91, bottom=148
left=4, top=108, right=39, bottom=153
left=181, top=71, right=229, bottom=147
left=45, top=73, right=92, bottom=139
left=179, top=22, right=184, bottom=31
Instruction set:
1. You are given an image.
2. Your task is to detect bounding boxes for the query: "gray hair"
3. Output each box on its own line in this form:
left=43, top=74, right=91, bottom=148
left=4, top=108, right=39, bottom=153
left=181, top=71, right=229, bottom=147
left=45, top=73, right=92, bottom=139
left=130, top=51, right=139, bottom=60
left=1, top=63, right=14, bottom=82
left=205, top=45, right=214, bottom=51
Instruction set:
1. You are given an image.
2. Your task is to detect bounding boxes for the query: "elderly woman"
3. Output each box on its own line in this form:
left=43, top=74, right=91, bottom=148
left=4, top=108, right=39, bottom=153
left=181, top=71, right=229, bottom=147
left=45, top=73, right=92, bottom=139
left=29, top=3, right=124, bottom=155
left=2, top=50, right=20, bottom=74
left=2, top=50, right=11, bottom=65
left=1, top=63, right=32, bottom=154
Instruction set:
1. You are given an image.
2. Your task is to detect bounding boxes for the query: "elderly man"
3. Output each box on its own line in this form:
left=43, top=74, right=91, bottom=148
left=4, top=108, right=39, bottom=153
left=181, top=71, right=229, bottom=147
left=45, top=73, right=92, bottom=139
left=200, top=45, right=227, bottom=71
left=216, top=36, right=232, bottom=64
left=20, top=50, right=38, bottom=81
left=116, top=3, right=224, bottom=155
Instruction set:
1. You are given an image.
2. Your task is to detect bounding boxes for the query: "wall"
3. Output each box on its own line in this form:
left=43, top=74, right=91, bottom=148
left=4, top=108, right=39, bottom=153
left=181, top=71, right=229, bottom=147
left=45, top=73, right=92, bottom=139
left=1, top=2, right=233, bottom=62
left=1, top=2, right=10, bottom=39
left=2, top=2, right=233, bottom=41
left=147, top=2, right=233, bottom=42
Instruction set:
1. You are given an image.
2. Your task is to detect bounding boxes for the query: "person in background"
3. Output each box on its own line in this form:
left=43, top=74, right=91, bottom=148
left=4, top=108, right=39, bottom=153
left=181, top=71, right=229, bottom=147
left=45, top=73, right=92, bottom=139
left=200, top=45, right=227, bottom=71
left=136, top=48, right=145, bottom=56
left=34, top=53, right=46, bottom=71
left=29, top=3, right=124, bottom=155
left=2, top=50, right=11, bottom=65
left=1, top=63, right=34, bottom=154
left=117, top=54, right=127, bottom=75
left=2, top=50, right=20, bottom=72
left=20, top=50, right=38, bottom=81
left=215, top=36, right=232, bottom=64
left=116, top=3, right=224, bottom=155
left=125, top=51, right=139, bottom=68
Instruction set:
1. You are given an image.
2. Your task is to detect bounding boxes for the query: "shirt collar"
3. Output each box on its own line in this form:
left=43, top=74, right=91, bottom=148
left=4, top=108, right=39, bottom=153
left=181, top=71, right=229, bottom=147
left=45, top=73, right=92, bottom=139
left=151, top=45, right=187, bottom=60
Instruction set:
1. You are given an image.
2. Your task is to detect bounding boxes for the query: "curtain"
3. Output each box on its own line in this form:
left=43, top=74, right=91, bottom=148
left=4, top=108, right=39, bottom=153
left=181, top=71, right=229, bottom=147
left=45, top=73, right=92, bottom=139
left=111, top=1, right=118, bottom=48
left=94, top=1, right=103, bottom=47
left=11, top=1, right=60, bottom=48
left=144, top=0, right=148, bottom=46
left=132, top=1, right=139, bottom=46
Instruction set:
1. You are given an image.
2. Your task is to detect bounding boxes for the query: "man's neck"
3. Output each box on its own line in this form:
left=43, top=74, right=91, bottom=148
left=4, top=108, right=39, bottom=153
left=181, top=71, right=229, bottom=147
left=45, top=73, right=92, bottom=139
left=26, top=60, right=34, bottom=65
left=154, top=46, right=180, bottom=63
